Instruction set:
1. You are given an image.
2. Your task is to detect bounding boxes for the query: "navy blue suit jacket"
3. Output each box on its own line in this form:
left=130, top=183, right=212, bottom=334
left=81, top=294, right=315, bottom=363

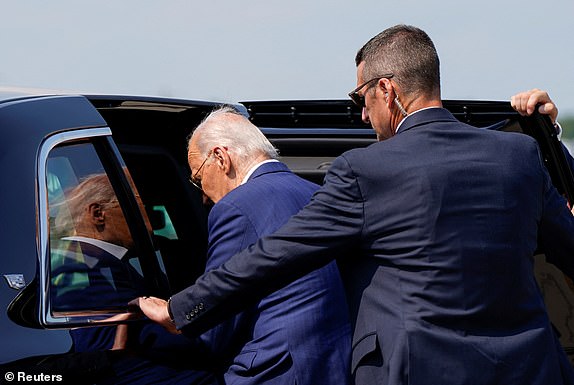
left=173, top=109, right=574, bottom=385
left=171, top=162, right=351, bottom=385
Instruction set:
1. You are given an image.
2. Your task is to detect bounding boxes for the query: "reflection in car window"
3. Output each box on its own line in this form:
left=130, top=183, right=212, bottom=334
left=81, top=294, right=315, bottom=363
left=46, top=143, right=144, bottom=314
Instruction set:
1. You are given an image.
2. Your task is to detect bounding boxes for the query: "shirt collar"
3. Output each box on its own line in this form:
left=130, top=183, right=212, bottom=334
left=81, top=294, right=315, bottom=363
left=62, top=236, right=129, bottom=260
left=241, top=159, right=280, bottom=185
left=395, top=106, right=442, bottom=133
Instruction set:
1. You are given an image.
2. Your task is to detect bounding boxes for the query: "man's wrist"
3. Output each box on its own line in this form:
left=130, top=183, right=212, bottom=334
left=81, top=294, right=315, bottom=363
left=166, top=297, right=175, bottom=324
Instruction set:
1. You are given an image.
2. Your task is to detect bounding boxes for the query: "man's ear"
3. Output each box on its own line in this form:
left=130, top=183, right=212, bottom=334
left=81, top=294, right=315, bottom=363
left=378, top=78, right=394, bottom=106
left=213, top=147, right=232, bottom=174
left=88, top=203, right=105, bottom=225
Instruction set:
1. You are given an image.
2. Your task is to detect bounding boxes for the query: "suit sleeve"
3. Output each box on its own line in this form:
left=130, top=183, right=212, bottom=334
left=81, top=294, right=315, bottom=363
left=170, top=154, right=364, bottom=336
left=193, top=200, right=259, bottom=357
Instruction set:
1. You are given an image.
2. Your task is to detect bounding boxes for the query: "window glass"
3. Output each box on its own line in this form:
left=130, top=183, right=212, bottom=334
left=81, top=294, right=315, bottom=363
left=149, top=205, right=178, bottom=240
left=47, top=142, right=145, bottom=314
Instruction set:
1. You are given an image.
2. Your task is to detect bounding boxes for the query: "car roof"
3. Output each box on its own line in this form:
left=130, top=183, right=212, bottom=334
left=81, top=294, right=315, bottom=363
left=0, top=87, right=246, bottom=114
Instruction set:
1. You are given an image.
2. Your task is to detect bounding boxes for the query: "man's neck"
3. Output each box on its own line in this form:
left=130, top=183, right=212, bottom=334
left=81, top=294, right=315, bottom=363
left=241, top=158, right=279, bottom=185
left=392, top=95, right=442, bottom=133
left=236, top=153, right=271, bottom=184
left=403, top=95, right=442, bottom=115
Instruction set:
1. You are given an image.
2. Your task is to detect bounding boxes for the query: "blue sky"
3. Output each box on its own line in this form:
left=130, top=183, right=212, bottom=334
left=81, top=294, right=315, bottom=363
left=2, top=0, right=573, bottom=115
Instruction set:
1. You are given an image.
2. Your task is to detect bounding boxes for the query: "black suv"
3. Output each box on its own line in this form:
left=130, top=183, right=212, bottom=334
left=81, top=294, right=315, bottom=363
left=1, top=92, right=573, bottom=384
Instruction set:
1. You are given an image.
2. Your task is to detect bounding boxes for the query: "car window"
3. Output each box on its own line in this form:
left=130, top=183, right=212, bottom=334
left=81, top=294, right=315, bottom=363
left=148, top=205, right=178, bottom=240
left=46, top=141, right=147, bottom=316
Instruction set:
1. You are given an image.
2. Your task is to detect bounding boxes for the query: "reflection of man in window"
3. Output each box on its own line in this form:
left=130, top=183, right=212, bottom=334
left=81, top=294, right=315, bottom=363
left=51, top=173, right=220, bottom=383
left=51, top=173, right=143, bottom=351
left=51, top=174, right=142, bottom=315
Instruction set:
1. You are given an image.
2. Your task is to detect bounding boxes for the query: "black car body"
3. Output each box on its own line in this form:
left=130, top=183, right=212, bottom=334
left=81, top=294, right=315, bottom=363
left=1, top=91, right=574, bottom=383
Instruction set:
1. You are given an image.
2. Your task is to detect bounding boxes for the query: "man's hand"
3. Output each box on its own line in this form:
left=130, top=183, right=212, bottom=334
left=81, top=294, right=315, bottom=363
left=129, top=296, right=180, bottom=334
left=511, top=88, right=558, bottom=124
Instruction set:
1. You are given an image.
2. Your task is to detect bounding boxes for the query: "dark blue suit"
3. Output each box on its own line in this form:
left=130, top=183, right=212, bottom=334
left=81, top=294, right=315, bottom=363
left=51, top=239, right=219, bottom=384
left=172, top=162, right=351, bottom=385
left=171, top=108, right=574, bottom=384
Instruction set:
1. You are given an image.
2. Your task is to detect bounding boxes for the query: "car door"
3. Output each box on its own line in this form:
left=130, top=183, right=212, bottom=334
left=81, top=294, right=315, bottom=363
left=0, top=95, right=193, bottom=383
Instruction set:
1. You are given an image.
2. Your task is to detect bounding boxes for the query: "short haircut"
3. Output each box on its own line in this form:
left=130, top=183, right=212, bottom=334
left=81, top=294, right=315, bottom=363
left=355, top=24, right=441, bottom=99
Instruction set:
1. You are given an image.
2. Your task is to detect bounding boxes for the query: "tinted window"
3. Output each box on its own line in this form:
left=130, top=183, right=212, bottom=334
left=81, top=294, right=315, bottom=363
left=47, top=142, right=145, bottom=315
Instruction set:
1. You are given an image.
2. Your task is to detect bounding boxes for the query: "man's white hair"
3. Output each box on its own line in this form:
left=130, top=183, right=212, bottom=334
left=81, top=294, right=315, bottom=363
left=191, top=106, right=278, bottom=164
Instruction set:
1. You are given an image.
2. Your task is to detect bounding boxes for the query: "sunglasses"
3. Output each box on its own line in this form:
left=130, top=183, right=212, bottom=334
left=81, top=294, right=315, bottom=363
left=348, top=73, right=394, bottom=108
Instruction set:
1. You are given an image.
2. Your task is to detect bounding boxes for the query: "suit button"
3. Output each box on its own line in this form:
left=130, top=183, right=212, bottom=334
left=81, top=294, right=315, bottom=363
left=185, top=313, right=192, bottom=320
left=198, top=303, right=204, bottom=310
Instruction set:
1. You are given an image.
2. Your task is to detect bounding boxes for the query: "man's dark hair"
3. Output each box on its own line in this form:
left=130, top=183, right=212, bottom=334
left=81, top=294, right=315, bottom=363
left=355, top=24, right=441, bottom=99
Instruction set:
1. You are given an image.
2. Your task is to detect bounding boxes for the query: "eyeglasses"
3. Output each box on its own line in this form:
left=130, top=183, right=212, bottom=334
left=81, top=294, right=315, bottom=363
left=189, top=150, right=213, bottom=191
left=348, top=73, right=394, bottom=108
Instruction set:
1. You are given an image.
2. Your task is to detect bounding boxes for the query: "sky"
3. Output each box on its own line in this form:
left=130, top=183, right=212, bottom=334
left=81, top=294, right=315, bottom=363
left=1, top=0, right=573, bottom=115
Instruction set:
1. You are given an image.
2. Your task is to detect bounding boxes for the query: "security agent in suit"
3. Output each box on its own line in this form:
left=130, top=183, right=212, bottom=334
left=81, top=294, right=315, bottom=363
left=135, top=25, right=574, bottom=385
left=138, top=106, right=351, bottom=384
